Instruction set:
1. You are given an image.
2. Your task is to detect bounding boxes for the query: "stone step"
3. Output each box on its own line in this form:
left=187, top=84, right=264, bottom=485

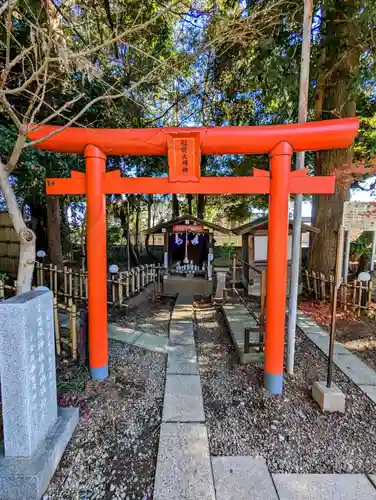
left=222, top=302, right=263, bottom=364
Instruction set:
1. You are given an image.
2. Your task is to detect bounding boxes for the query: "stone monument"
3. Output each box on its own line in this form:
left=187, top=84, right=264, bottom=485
left=0, top=287, right=79, bottom=500
left=212, top=257, right=232, bottom=301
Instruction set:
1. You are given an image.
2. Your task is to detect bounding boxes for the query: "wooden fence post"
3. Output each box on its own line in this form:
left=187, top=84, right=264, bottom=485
left=53, top=296, right=61, bottom=356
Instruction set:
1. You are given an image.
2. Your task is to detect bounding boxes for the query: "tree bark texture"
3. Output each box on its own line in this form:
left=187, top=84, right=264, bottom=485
left=197, top=157, right=207, bottom=219
left=308, top=0, right=360, bottom=274
left=172, top=194, right=179, bottom=218
left=187, top=194, right=193, bottom=215
left=46, top=196, right=64, bottom=269
left=0, top=161, right=35, bottom=293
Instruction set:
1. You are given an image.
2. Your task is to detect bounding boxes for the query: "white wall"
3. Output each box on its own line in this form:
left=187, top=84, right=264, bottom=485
left=254, top=235, right=293, bottom=261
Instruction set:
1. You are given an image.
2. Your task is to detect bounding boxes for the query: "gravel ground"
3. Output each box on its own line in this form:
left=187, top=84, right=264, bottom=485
left=195, top=306, right=376, bottom=474
left=44, top=341, right=166, bottom=500
left=111, top=295, right=175, bottom=337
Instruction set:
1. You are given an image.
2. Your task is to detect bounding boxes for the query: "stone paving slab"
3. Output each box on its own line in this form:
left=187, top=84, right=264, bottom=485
left=174, top=294, right=194, bottom=306
left=132, top=333, right=168, bottom=354
left=108, top=324, right=142, bottom=344
left=167, top=345, right=198, bottom=375
left=212, top=456, right=278, bottom=500
left=163, top=374, right=205, bottom=422
left=306, top=333, right=351, bottom=356
left=108, top=324, right=169, bottom=353
left=333, top=353, right=376, bottom=386
left=154, top=422, right=215, bottom=500
left=169, top=320, right=195, bottom=346
left=369, top=475, right=376, bottom=488
left=273, top=474, right=376, bottom=500
left=358, top=385, right=376, bottom=404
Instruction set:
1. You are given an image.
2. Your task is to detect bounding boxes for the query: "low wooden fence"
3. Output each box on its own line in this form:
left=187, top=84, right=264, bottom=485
left=0, top=262, right=162, bottom=360
left=34, top=262, right=162, bottom=307
left=0, top=281, right=79, bottom=360
left=303, top=270, right=373, bottom=317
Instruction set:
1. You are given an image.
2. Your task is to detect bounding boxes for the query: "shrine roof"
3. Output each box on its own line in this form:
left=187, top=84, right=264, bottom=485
left=233, top=216, right=320, bottom=235
left=144, top=214, right=232, bottom=235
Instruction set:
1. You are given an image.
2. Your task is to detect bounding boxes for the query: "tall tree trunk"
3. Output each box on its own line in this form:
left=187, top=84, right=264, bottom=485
left=172, top=194, right=179, bottom=218
left=197, top=195, right=206, bottom=220
left=119, top=210, right=138, bottom=266
left=135, top=206, right=140, bottom=257
left=30, top=200, right=48, bottom=252
left=187, top=194, right=193, bottom=215
left=197, top=157, right=208, bottom=219
left=308, top=0, right=360, bottom=274
left=147, top=195, right=153, bottom=228
left=46, top=196, right=64, bottom=269
left=0, top=162, right=35, bottom=293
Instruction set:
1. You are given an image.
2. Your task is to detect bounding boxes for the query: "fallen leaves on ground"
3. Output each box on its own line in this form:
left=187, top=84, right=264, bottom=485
left=299, top=300, right=359, bottom=327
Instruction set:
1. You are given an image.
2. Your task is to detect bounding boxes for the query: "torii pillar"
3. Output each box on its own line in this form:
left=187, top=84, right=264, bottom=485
left=29, top=117, right=359, bottom=393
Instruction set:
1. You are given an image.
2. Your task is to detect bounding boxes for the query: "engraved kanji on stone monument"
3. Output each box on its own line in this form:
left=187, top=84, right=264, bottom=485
left=0, top=287, right=58, bottom=458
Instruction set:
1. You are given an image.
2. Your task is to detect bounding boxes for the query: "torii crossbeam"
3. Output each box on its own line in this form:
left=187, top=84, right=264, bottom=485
left=28, top=118, right=359, bottom=394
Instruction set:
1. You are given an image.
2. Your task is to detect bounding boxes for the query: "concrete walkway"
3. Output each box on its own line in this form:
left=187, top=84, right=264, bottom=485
left=154, top=294, right=215, bottom=500
left=152, top=295, right=376, bottom=500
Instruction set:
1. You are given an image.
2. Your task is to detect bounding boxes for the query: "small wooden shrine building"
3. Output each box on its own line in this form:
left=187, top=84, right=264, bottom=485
left=144, top=215, right=233, bottom=285
left=233, top=215, right=319, bottom=291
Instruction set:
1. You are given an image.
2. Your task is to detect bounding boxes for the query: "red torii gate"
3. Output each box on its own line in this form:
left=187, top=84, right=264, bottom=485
left=28, top=118, right=359, bottom=394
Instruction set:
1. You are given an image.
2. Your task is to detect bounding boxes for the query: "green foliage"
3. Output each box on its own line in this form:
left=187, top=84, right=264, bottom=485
left=350, top=232, right=374, bottom=259
left=216, top=241, right=236, bottom=259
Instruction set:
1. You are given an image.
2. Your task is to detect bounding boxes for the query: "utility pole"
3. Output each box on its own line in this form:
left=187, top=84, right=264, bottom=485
left=287, top=0, right=313, bottom=374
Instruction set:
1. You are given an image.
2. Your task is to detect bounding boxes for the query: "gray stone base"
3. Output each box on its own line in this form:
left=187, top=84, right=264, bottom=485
left=0, top=407, right=79, bottom=500
left=312, top=381, right=345, bottom=413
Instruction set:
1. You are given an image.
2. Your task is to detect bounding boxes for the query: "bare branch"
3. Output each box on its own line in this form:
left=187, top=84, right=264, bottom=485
left=26, top=58, right=166, bottom=147
left=6, top=133, right=26, bottom=173
left=25, top=92, right=125, bottom=148
left=28, top=92, right=85, bottom=130
left=0, top=94, right=22, bottom=129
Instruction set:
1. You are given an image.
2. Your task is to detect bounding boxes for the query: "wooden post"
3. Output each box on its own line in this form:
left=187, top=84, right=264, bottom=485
left=357, top=280, right=362, bottom=318
left=163, top=228, right=168, bottom=269
left=64, top=265, right=68, bottom=303
left=53, top=264, right=58, bottom=296
left=49, top=263, right=53, bottom=290
left=71, top=302, right=78, bottom=360
left=312, top=271, right=318, bottom=299
left=119, top=273, right=124, bottom=306
left=260, top=270, right=266, bottom=329
left=111, top=275, right=116, bottom=305
left=53, top=296, right=61, bottom=356
left=320, top=272, right=326, bottom=300
left=232, top=254, right=236, bottom=290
